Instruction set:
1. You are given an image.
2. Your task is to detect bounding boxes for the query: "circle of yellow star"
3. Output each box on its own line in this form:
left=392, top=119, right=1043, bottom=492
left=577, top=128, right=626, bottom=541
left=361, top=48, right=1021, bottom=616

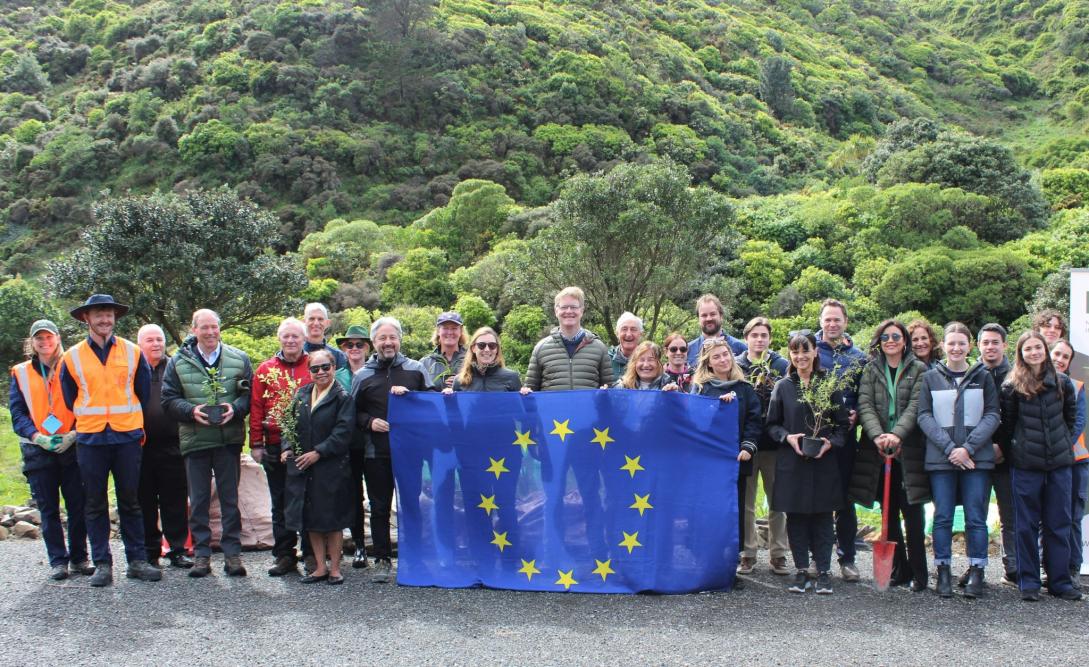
left=478, top=494, right=498, bottom=515
left=518, top=559, right=541, bottom=581
left=620, top=454, right=645, bottom=478
left=592, top=559, right=615, bottom=582
left=513, top=429, right=536, bottom=452
left=550, top=419, right=574, bottom=442
left=555, top=569, right=578, bottom=590
left=619, top=531, right=642, bottom=554
left=486, top=457, right=510, bottom=479
left=630, top=493, right=653, bottom=516
left=590, top=427, right=615, bottom=450
left=491, top=530, right=512, bottom=552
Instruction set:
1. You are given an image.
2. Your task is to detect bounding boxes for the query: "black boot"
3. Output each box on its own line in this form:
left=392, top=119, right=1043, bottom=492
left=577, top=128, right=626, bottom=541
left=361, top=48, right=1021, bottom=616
left=936, top=564, right=953, bottom=598
left=963, top=565, right=984, bottom=599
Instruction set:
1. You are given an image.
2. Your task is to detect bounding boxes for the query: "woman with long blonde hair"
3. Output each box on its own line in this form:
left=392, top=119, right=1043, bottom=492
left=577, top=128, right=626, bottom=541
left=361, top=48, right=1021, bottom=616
left=445, top=327, right=521, bottom=393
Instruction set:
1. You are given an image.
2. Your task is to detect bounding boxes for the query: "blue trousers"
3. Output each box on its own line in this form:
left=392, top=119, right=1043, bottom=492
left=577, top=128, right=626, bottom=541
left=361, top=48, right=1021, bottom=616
left=76, top=441, right=147, bottom=565
left=24, top=450, right=89, bottom=568
left=930, top=469, right=990, bottom=566
left=1071, top=463, right=1088, bottom=575
left=1011, top=466, right=1074, bottom=593
left=833, top=437, right=857, bottom=564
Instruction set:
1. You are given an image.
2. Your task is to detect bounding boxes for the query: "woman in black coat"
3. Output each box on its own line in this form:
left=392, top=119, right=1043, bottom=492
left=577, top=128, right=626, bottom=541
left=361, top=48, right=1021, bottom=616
left=282, top=349, right=355, bottom=585
left=766, top=332, right=850, bottom=595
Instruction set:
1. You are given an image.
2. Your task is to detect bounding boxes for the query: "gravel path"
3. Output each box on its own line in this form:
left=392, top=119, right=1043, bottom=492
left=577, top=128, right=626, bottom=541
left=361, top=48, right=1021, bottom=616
left=0, top=539, right=1084, bottom=666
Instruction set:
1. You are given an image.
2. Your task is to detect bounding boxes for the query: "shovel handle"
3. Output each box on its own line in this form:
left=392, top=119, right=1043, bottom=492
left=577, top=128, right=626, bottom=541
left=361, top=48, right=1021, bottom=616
left=880, top=455, right=893, bottom=541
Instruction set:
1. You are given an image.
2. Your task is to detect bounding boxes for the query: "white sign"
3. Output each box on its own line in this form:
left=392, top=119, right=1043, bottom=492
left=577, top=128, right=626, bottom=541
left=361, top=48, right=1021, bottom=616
left=1071, top=269, right=1089, bottom=387
left=1084, top=514, right=1089, bottom=576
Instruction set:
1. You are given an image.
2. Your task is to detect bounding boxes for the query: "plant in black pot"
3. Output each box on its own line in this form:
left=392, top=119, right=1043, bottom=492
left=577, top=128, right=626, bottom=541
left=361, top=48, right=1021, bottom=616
left=797, top=364, right=856, bottom=458
left=201, top=367, right=227, bottom=425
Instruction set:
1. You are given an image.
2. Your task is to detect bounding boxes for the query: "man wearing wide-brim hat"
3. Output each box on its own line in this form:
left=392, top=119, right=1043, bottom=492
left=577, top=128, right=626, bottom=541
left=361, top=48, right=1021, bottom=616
left=59, top=294, right=161, bottom=587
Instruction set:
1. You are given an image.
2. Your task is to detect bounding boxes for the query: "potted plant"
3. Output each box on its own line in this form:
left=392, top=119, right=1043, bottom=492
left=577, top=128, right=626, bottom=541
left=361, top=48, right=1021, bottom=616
left=201, top=367, right=228, bottom=425
left=797, top=364, right=858, bottom=458
left=258, top=366, right=304, bottom=456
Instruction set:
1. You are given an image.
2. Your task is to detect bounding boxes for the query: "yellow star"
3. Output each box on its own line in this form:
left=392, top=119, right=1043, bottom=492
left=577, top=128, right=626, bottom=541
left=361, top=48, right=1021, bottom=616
left=491, top=530, right=512, bottom=552
left=550, top=419, right=574, bottom=442
left=590, top=427, right=615, bottom=450
left=486, top=457, right=509, bottom=479
left=555, top=569, right=578, bottom=590
left=619, top=531, right=642, bottom=554
left=630, top=493, right=653, bottom=516
left=620, top=455, right=645, bottom=478
left=478, top=494, right=498, bottom=516
left=513, top=429, right=536, bottom=452
left=592, top=559, right=615, bottom=582
left=518, top=559, right=541, bottom=581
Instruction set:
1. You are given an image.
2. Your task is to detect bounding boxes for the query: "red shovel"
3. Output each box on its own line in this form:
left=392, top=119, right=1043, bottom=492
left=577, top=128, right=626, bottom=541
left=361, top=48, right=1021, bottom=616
left=872, top=454, right=896, bottom=592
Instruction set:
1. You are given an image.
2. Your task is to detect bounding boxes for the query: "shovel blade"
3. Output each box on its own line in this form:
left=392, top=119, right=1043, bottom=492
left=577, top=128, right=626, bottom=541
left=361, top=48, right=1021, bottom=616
left=872, top=540, right=896, bottom=592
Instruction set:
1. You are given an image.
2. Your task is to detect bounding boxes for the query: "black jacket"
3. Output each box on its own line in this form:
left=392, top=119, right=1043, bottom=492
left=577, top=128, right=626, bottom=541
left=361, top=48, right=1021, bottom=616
left=690, top=378, right=763, bottom=476
left=144, top=359, right=180, bottom=452
left=983, top=358, right=1011, bottom=470
left=351, top=353, right=433, bottom=458
left=452, top=364, right=522, bottom=392
left=284, top=381, right=355, bottom=533
left=998, top=371, right=1078, bottom=471
left=735, top=351, right=789, bottom=450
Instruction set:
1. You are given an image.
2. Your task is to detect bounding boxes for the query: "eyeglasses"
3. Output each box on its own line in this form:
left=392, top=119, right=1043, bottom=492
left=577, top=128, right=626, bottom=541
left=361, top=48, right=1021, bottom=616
left=474, top=341, right=499, bottom=351
left=556, top=305, right=581, bottom=312
left=667, top=346, right=687, bottom=353
left=879, top=333, right=903, bottom=343
left=308, top=363, right=332, bottom=373
left=341, top=341, right=367, bottom=349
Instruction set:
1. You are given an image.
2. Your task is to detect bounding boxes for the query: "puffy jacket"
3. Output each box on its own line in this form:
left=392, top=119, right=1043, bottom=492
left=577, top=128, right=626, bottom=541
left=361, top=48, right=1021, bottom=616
left=815, top=330, right=866, bottom=409
left=250, top=351, right=311, bottom=450
left=351, top=352, right=433, bottom=458
left=998, top=371, right=1077, bottom=471
left=452, top=364, right=523, bottom=392
left=525, top=329, right=612, bottom=391
left=690, top=378, right=763, bottom=475
left=850, top=353, right=929, bottom=505
left=735, top=351, right=789, bottom=450
left=686, top=332, right=747, bottom=368
left=420, top=347, right=467, bottom=390
left=161, top=338, right=252, bottom=455
left=916, top=362, right=1000, bottom=472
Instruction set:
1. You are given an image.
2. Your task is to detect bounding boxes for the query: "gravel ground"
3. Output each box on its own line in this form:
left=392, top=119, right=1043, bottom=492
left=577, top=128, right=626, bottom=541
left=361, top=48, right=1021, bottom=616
left=0, top=539, right=1085, bottom=666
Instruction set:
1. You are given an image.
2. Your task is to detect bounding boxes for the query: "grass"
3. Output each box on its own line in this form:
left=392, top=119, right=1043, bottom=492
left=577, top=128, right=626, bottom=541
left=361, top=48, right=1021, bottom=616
left=0, top=408, right=31, bottom=506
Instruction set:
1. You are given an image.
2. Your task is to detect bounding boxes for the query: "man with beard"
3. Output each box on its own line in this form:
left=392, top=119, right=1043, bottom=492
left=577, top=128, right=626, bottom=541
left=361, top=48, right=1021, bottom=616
left=608, top=312, right=644, bottom=380
left=686, top=294, right=747, bottom=368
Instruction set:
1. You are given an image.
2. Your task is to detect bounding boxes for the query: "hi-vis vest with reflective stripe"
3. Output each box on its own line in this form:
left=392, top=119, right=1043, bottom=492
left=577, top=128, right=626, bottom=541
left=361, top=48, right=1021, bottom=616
left=61, top=337, right=144, bottom=434
left=1074, top=379, right=1088, bottom=462
left=11, top=360, right=75, bottom=436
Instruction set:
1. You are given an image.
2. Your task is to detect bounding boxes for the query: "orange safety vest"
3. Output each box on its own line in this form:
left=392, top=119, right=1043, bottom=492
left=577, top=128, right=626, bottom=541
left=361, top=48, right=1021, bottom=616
left=61, top=337, right=144, bottom=434
left=1074, top=379, right=1088, bottom=462
left=10, top=359, right=75, bottom=435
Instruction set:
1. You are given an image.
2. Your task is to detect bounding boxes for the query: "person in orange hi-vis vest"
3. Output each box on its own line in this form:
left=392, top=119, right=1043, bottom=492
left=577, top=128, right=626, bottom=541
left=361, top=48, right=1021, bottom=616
left=59, top=294, right=160, bottom=587
left=1050, top=339, right=1088, bottom=590
left=9, top=319, right=93, bottom=581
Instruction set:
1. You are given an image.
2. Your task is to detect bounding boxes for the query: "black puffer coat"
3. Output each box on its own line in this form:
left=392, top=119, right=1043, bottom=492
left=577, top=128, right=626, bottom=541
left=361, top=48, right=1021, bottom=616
left=452, top=364, right=522, bottom=392
left=998, top=371, right=1077, bottom=471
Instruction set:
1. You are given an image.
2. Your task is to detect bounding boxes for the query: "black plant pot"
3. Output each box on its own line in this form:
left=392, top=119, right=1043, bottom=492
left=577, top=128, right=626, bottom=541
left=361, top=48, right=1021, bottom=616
left=801, top=436, right=824, bottom=458
left=204, top=404, right=226, bottom=425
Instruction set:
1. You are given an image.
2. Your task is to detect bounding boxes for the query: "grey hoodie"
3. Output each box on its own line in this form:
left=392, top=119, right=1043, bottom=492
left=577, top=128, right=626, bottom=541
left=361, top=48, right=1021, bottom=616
left=916, top=361, right=1000, bottom=471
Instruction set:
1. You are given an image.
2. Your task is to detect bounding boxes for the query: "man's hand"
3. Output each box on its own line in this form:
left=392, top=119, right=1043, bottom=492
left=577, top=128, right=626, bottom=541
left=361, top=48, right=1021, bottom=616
left=250, top=446, right=265, bottom=464
left=371, top=418, right=390, bottom=433
left=193, top=405, right=210, bottom=425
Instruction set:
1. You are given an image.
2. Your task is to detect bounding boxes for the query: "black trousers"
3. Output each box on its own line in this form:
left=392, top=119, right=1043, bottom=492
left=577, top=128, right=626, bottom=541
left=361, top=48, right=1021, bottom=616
left=879, top=459, right=928, bottom=585
left=262, top=447, right=311, bottom=560
left=787, top=512, right=835, bottom=573
left=363, top=457, right=395, bottom=560
left=349, top=448, right=368, bottom=549
left=138, top=445, right=190, bottom=558
left=737, top=474, right=748, bottom=553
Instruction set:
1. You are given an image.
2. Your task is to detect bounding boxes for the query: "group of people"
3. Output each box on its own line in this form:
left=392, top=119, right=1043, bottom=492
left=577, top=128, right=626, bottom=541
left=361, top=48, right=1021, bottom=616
left=11, top=287, right=1088, bottom=601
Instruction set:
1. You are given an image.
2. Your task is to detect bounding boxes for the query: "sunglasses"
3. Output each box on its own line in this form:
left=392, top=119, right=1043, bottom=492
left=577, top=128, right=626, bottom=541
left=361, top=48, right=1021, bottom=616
left=667, top=346, right=687, bottom=353
left=341, top=341, right=368, bottom=349
left=308, top=363, right=332, bottom=373
left=879, top=333, right=903, bottom=343
left=475, top=341, right=499, bottom=351
left=788, top=329, right=814, bottom=338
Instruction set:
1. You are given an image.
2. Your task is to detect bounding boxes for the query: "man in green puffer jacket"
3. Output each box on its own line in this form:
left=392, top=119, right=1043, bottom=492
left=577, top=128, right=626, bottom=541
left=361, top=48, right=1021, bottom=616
left=161, top=309, right=253, bottom=579
left=525, top=286, right=612, bottom=391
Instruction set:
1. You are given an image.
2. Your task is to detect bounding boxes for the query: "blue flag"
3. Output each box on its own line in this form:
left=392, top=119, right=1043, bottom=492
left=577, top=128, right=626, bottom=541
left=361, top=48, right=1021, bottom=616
left=388, top=389, right=739, bottom=594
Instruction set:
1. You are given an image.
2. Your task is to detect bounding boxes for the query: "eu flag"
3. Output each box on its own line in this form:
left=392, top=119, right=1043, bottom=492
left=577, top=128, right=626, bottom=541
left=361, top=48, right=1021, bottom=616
left=388, top=389, right=739, bottom=594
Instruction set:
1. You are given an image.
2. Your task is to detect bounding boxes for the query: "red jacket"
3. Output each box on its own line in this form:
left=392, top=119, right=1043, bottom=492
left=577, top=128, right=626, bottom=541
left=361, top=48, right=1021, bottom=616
left=249, top=351, right=310, bottom=449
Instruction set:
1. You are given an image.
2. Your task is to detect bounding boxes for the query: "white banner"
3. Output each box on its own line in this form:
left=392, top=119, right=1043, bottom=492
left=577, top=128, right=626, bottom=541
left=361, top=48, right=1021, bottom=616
left=1071, top=269, right=1089, bottom=387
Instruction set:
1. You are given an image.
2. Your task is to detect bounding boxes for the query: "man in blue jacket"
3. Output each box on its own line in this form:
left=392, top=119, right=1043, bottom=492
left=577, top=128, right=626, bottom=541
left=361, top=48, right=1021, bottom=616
left=687, top=294, right=747, bottom=367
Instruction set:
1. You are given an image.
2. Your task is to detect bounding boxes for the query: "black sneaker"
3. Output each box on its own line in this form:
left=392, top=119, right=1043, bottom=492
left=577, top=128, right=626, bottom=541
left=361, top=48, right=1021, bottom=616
left=126, top=560, right=163, bottom=582
left=815, top=571, right=833, bottom=595
left=352, top=548, right=369, bottom=570
left=49, top=564, right=69, bottom=581
left=787, top=570, right=809, bottom=593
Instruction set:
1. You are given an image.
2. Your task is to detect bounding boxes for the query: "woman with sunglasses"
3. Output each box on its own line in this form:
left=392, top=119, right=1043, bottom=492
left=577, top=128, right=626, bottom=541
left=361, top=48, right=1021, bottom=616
left=850, top=319, right=930, bottom=591
left=613, top=341, right=668, bottom=389
left=282, top=349, right=356, bottom=585
left=445, top=327, right=522, bottom=393
left=661, top=332, right=694, bottom=392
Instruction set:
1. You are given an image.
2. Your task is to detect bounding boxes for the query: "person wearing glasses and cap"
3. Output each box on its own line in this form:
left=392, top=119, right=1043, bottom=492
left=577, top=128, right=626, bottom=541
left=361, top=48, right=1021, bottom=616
left=334, top=324, right=372, bottom=569
left=10, top=319, right=93, bottom=581
left=59, top=294, right=160, bottom=586
left=420, top=311, right=468, bottom=390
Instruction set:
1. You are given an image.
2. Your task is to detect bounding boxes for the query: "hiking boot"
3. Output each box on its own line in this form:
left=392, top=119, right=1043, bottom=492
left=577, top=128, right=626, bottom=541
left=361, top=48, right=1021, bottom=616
left=840, top=562, right=860, bottom=582
left=736, top=556, right=756, bottom=575
left=267, top=555, right=298, bottom=577
left=224, top=555, right=247, bottom=577
left=770, top=556, right=791, bottom=575
left=815, top=571, right=834, bottom=595
left=936, top=564, right=953, bottom=598
left=89, top=563, right=112, bottom=587
left=352, top=548, right=369, bottom=570
left=787, top=570, right=810, bottom=593
left=1021, top=588, right=1040, bottom=602
left=1071, top=571, right=1082, bottom=591
left=1055, top=588, right=1083, bottom=601
left=372, top=558, right=393, bottom=584
left=146, top=556, right=160, bottom=569
left=69, top=560, right=96, bottom=576
left=49, top=564, right=69, bottom=581
left=963, top=565, right=984, bottom=599
left=127, top=560, right=163, bottom=582
left=189, top=556, right=212, bottom=578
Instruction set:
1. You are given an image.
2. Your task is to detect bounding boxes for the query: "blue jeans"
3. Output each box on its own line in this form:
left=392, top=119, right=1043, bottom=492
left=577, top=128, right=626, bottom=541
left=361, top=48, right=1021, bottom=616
left=24, top=449, right=89, bottom=568
left=930, top=469, right=990, bottom=566
left=834, top=436, right=857, bottom=564
left=76, top=440, right=146, bottom=565
left=1071, top=463, right=1088, bottom=575
left=1012, top=466, right=1075, bottom=593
